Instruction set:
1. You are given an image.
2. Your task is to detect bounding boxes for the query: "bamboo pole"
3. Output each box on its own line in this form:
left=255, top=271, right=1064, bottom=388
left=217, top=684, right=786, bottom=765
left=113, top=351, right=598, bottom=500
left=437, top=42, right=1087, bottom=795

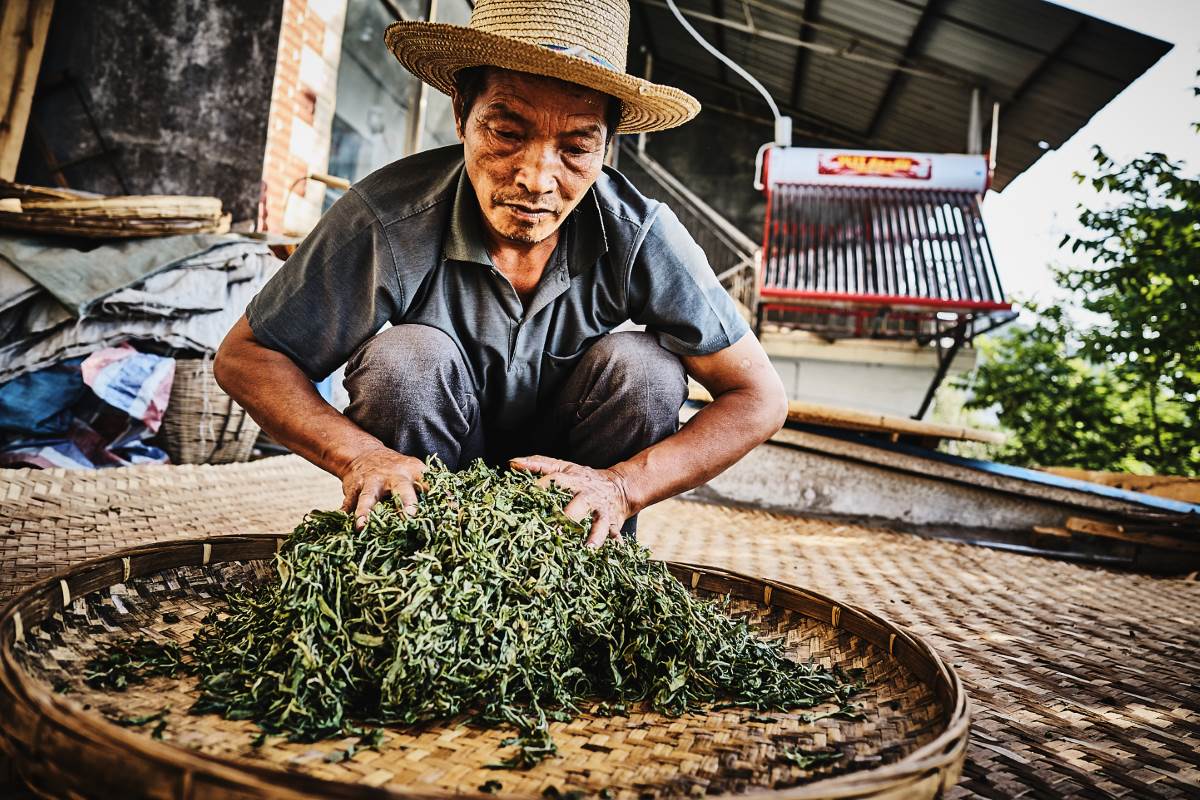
left=0, top=0, right=55, bottom=180
left=688, top=383, right=1006, bottom=445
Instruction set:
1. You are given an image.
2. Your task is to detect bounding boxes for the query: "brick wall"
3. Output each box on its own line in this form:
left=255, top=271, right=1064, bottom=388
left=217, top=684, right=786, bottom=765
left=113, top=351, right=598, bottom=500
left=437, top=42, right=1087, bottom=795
left=260, top=0, right=347, bottom=234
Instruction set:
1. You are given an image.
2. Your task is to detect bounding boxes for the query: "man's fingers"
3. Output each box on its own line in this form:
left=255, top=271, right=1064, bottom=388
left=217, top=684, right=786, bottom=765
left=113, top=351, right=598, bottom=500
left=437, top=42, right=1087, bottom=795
left=535, top=471, right=578, bottom=491
left=340, top=486, right=358, bottom=514
left=585, top=512, right=610, bottom=548
left=392, top=479, right=420, bottom=516
left=353, top=480, right=385, bottom=529
left=595, top=515, right=624, bottom=546
left=562, top=493, right=594, bottom=525
left=511, top=455, right=568, bottom=475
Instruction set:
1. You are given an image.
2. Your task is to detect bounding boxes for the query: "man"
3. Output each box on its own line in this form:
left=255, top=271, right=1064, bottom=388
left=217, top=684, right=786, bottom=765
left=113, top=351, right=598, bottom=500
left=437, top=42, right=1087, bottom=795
left=214, top=0, right=787, bottom=546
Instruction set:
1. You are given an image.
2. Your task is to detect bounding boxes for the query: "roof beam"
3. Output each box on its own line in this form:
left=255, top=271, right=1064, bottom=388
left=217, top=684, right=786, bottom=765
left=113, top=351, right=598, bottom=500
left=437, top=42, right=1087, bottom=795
left=694, top=100, right=872, bottom=148
left=789, top=0, right=820, bottom=109
left=878, top=0, right=1135, bottom=88
left=632, top=0, right=660, bottom=74
left=712, top=0, right=730, bottom=84
left=633, top=0, right=967, bottom=86
left=735, top=0, right=978, bottom=82
left=1001, top=19, right=1087, bottom=118
left=654, top=56, right=909, bottom=149
left=865, top=0, right=948, bottom=140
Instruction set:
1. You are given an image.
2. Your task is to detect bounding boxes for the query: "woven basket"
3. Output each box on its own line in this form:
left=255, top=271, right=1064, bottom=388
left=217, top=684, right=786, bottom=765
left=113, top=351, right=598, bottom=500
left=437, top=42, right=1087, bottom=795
left=0, top=180, right=230, bottom=239
left=0, top=535, right=969, bottom=800
left=159, top=358, right=261, bottom=465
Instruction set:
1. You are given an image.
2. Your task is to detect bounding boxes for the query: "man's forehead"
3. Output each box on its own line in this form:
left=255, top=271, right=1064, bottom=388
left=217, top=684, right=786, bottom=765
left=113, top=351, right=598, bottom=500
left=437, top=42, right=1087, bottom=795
left=478, top=68, right=608, bottom=114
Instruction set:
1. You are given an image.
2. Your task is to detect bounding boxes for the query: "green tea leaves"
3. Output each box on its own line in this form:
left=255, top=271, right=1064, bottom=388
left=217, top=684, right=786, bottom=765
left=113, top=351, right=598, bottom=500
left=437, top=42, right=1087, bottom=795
left=86, top=460, right=864, bottom=770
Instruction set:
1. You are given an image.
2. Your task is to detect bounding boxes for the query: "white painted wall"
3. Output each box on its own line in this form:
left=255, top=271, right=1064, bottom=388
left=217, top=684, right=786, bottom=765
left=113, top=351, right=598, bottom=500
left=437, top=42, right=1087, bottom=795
left=761, top=333, right=976, bottom=417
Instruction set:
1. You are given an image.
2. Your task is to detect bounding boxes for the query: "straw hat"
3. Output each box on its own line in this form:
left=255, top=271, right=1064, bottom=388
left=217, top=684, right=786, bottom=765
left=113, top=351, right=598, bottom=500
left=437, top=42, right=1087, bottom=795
left=384, top=0, right=701, bottom=134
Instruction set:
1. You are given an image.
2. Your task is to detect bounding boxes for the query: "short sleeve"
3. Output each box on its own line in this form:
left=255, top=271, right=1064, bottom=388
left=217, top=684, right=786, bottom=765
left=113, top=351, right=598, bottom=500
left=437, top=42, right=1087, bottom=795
left=626, top=204, right=751, bottom=356
left=245, top=189, right=403, bottom=381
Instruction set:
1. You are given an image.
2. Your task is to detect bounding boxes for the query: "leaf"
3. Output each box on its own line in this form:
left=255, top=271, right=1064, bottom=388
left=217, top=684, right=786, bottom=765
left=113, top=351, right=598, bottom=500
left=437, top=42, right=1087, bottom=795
left=778, top=747, right=843, bottom=770
left=352, top=632, right=385, bottom=648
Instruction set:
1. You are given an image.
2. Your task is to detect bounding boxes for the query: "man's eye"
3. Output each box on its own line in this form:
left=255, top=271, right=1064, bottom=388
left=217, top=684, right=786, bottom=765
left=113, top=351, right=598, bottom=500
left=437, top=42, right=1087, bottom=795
left=565, top=146, right=592, bottom=156
left=495, top=129, right=521, bottom=141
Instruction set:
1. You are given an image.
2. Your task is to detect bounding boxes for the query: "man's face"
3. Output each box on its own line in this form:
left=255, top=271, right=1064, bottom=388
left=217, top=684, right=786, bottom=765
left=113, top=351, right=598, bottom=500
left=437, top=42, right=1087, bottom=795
left=455, top=69, right=610, bottom=245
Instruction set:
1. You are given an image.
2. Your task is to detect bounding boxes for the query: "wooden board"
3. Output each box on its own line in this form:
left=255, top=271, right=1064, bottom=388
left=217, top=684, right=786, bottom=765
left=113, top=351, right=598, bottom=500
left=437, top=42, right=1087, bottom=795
left=1044, top=466, right=1200, bottom=504
left=688, top=383, right=1006, bottom=445
left=1064, top=516, right=1200, bottom=553
left=0, top=0, right=55, bottom=181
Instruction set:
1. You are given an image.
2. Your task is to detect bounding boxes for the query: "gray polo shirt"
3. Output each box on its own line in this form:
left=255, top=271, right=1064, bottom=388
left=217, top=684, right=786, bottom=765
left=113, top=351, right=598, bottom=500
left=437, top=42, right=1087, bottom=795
left=246, top=144, right=748, bottom=429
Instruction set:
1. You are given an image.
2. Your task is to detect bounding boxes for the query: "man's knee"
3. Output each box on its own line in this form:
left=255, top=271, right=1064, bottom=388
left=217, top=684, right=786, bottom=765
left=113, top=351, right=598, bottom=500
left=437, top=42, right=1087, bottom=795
left=343, top=325, right=478, bottom=464
left=346, top=324, right=464, bottom=384
left=344, top=324, right=474, bottom=419
left=577, top=332, right=687, bottom=416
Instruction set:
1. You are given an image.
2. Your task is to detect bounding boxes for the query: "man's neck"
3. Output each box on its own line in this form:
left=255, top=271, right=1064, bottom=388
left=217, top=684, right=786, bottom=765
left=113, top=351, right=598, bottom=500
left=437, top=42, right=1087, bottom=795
left=483, top=224, right=561, bottom=305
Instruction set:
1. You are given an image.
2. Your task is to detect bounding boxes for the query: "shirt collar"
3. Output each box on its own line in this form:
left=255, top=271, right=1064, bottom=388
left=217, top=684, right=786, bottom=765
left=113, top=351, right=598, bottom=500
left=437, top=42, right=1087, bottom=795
left=442, top=167, right=609, bottom=277
left=442, top=168, right=494, bottom=266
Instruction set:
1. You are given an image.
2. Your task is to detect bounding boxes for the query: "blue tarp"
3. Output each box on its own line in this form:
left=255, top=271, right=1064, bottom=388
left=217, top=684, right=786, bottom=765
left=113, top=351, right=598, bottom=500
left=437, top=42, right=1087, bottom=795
left=0, top=357, right=86, bottom=436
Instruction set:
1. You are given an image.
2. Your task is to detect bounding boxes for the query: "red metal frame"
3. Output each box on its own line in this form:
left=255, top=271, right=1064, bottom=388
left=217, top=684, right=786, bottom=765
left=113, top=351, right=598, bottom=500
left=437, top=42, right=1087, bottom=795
left=757, top=147, right=773, bottom=303
left=757, top=288, right=1012, bottom=312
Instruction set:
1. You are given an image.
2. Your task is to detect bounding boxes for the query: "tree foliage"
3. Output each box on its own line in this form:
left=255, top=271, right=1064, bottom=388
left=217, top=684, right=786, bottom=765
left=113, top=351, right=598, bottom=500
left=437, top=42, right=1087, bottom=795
left=963, top=103, right=1200, bottom=475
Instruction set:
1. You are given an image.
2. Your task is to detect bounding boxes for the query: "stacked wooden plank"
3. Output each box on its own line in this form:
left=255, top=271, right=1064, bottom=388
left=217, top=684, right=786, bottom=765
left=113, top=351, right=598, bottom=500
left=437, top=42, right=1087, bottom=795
left=1043, top=466, right=1200, bottom=504
left=687, top=381, right=1006, bottom=444
left=0, top=180, right=230, bottom=238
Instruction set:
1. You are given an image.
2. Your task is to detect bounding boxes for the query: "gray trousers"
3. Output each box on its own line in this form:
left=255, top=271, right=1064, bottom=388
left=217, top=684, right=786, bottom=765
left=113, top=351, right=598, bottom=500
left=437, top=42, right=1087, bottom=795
left=343, top=325, right=688, bottom=536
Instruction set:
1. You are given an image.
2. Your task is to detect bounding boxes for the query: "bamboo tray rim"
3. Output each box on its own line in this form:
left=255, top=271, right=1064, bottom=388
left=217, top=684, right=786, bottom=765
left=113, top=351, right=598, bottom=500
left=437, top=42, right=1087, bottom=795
left=0, top=534, right=971, bottom=800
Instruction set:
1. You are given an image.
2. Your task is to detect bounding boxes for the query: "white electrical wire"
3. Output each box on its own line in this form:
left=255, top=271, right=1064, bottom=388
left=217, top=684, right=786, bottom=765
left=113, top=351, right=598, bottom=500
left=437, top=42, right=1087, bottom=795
left=664, top=0, right=781, bottom=123
left=666, top=0, right=790, bottom=188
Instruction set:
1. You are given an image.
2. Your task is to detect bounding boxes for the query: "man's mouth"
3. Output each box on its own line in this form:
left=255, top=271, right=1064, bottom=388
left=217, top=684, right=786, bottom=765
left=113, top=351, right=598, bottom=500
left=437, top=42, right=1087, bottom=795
left=503, top=204, right=557, bottom=221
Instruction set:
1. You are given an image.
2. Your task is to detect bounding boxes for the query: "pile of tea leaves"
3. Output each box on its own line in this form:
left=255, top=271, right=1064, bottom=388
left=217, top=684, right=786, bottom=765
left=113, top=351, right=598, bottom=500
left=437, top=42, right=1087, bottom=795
left=88, top=460, right=864, bottom=768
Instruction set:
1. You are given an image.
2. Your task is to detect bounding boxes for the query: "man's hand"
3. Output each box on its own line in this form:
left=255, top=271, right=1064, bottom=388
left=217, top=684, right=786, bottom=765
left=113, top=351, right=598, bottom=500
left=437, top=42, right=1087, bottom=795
left=510, top=456, right=633, bottom=547
left=340, top=447, right=428, bottom=529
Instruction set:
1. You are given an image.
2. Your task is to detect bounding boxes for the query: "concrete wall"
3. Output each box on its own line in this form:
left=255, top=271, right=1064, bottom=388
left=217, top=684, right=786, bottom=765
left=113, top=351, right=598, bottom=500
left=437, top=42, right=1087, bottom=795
left=761, top=333, right=977, bottom=417
left=682, top=424, right=1192, bottom=571
left=18, top=0, right=285, bottom=223
left=638, top=105, right=770, bottom=244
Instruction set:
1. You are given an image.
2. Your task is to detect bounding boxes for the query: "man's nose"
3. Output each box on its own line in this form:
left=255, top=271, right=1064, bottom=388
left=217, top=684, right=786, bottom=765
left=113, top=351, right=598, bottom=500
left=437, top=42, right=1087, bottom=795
left=514, top=143, right=558, bottom=197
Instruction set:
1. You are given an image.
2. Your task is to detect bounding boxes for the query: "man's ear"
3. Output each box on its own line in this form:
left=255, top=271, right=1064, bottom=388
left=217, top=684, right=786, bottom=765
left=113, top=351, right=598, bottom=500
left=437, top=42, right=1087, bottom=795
left=451, top=92, right=466, bottom=142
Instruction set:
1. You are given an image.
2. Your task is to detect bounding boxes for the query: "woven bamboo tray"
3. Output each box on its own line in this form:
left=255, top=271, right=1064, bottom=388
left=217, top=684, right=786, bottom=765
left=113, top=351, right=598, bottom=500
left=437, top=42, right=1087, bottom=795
left=159, top=358, right=260, bottom=465
left=0, top=536, right=969, bottom=800
left=0, top=180, right=229, bottom=238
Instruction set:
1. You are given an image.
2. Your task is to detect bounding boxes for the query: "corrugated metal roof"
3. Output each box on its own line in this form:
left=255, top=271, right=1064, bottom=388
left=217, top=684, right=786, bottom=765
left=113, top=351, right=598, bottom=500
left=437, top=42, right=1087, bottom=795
left=628, top=0, right=1171, bottom=189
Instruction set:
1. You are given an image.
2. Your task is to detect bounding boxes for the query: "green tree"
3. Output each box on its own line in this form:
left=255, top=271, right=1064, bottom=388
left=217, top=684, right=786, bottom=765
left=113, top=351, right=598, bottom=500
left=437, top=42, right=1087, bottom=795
left=1060, top=145, right=1199, bottom=471
left=963, top=305, right=1161, bottom=473
left=962, top=107, right=1199, bottom=475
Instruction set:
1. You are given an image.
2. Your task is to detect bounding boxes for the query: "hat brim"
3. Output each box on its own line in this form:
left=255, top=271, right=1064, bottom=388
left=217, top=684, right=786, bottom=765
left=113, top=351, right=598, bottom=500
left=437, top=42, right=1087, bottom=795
left=385, top=21, right=700, bottom=134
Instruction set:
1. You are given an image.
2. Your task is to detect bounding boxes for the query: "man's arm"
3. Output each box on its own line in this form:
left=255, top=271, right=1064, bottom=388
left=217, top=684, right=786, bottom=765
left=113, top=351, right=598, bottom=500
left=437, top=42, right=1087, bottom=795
left=214, top=315, right=426, bottom=524
left=511, top=331, right=787, bottom=545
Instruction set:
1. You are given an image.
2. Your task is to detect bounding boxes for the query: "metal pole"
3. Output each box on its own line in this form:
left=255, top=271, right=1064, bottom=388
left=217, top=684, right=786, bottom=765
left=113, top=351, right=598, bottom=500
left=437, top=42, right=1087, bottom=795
left=966, top=87, right=982, bottom=154
left=404, top=0, right=437, bottom=156
left=606, top=135, right=620, bottom=168
left=988, top=101, right=1000, bottom=173
left=637, top=50, right=652, bottom=157
left=914, top=323, right=965, bottom=420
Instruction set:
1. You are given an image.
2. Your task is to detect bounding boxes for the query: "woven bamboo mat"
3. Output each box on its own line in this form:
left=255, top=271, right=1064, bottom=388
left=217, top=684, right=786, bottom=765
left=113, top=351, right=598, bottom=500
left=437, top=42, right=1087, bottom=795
left=2, top=455, right=1198, bottom=798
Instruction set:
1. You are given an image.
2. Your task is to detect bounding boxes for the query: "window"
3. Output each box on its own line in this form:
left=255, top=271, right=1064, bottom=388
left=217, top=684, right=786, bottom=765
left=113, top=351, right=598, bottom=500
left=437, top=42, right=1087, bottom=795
left=326, top=0, right=472, bottom=210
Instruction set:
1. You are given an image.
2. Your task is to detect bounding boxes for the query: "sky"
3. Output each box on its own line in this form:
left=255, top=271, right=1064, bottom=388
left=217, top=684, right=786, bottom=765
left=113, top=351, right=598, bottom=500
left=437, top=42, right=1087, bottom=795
left=981, top=0, right=1200, bottom=308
